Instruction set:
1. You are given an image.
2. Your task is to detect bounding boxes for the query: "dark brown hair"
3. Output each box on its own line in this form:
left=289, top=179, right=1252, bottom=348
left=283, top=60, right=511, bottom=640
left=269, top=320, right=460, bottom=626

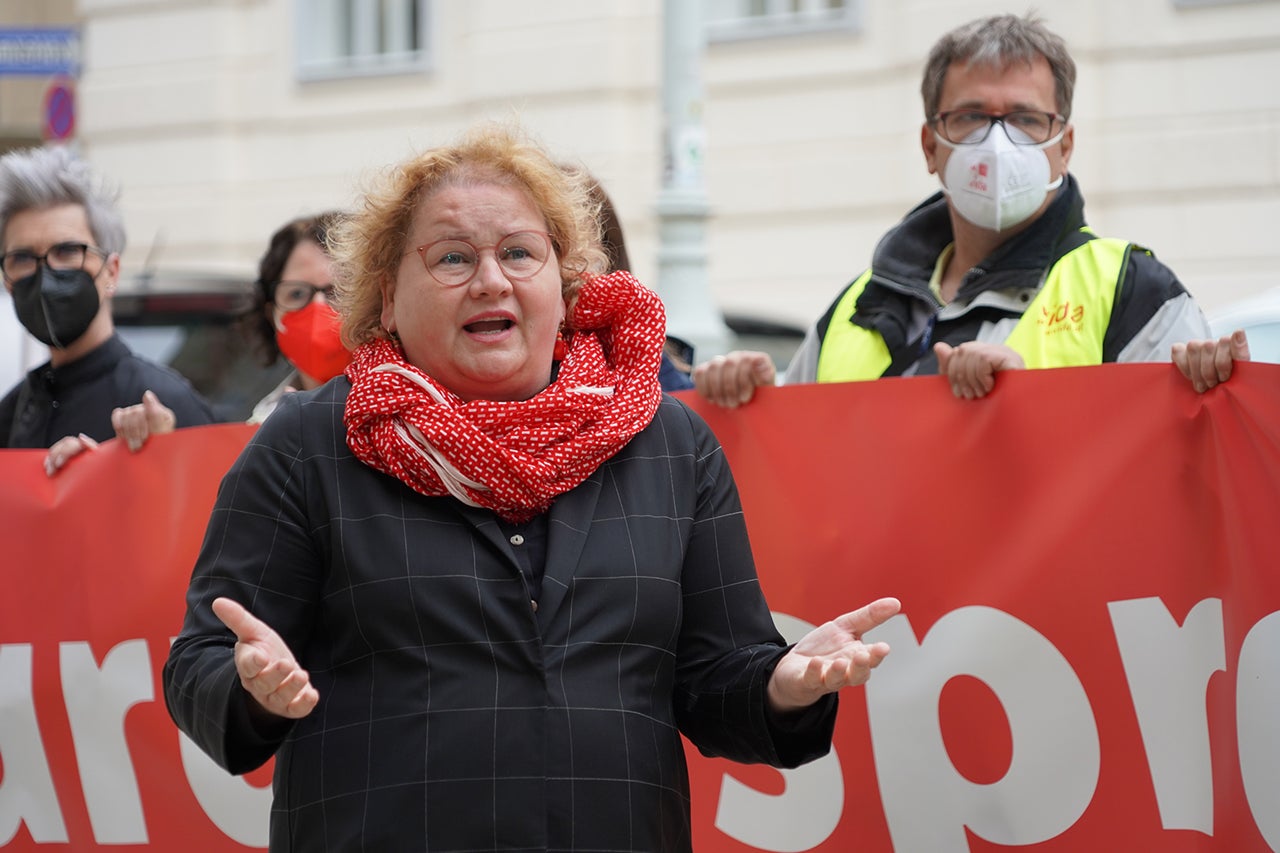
left=580, top=174, right=629, bottom=272
left=240, top=210, right=344, bottom=367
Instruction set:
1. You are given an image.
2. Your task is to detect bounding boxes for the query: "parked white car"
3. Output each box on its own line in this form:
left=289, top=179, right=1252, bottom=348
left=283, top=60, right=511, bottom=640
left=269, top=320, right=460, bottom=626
left=0, top=290, right=46, bottom=393
left=1207, top=287, right=1280, bottom=364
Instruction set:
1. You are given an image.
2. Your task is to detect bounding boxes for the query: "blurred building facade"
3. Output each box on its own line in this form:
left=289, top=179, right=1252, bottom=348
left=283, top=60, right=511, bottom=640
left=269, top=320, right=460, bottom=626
left=3, top=0, right=1280, bottom=339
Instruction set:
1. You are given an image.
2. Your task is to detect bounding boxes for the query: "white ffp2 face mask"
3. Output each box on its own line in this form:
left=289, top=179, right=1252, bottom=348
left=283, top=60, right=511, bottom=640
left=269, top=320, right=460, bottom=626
left=938, top=124, right=1065, bottom=232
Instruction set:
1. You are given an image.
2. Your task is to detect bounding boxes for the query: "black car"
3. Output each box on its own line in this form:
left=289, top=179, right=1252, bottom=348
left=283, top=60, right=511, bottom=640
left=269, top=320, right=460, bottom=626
left=113, top=273, right=292, bottom=423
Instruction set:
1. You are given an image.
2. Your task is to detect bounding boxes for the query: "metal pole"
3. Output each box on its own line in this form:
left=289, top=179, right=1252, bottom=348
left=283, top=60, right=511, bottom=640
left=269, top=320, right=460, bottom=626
left=656, top=0, right=732, bottom=359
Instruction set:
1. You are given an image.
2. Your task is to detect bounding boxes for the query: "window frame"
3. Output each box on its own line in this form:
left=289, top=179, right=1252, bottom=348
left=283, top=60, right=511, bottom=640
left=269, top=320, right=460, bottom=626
left=1172, top=0, right=1270, bottom=6
left=704, top=0, right=865, bottom=43
left=294, top=0, right=433, bottom=82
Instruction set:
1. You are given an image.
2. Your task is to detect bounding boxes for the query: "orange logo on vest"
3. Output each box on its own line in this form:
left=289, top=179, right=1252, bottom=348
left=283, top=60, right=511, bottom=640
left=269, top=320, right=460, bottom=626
left=1040, top=301, right=1085, bottom=335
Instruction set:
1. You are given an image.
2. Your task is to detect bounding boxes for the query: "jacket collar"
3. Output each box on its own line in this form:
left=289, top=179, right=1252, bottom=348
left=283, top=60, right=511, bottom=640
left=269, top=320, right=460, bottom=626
left=30, top=332, right=131, bottom=392
left=869, top=173, right=1087, bottom=299
left=850, top=175, right=1088, bottom=357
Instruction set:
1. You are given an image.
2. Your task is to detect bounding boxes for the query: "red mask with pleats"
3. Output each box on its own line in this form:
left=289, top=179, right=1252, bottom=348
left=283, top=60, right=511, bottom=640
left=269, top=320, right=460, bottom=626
left=275, top=301, right=351, bottom=383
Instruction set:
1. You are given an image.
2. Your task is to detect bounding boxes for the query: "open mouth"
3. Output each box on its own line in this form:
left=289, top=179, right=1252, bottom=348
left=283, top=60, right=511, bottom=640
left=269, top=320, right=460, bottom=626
left=464, top=318, right=514, bottom=334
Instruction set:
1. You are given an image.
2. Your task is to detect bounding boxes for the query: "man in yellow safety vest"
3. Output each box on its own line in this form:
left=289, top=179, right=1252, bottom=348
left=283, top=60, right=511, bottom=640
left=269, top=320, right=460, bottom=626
left=694, top=13, right=1249, bottom=405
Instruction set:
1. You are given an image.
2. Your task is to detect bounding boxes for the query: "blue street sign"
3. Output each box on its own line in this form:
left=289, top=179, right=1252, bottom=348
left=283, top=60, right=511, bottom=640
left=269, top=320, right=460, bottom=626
left=0, top=28, right=80, bottom=77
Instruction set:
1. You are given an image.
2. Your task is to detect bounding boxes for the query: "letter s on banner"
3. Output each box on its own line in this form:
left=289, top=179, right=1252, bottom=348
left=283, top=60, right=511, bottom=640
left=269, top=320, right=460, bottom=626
left=713, top=612, right=844, bottom=852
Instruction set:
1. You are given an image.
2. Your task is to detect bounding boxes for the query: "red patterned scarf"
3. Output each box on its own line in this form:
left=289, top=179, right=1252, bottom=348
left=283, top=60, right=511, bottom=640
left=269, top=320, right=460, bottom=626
left=344, top=270, right=665, bottom=522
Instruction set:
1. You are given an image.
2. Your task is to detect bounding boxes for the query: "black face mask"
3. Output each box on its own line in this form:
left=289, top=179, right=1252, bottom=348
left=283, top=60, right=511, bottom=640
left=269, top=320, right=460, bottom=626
left=11, top=266, right=101, bottom=349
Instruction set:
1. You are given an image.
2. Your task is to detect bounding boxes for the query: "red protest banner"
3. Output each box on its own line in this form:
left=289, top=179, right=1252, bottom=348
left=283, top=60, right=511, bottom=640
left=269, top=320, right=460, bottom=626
left=679, top=363, right=1280, bottom=853
left=1, top=363, right=1277, bottom=851
left=0, top=423, right=265, bottom=850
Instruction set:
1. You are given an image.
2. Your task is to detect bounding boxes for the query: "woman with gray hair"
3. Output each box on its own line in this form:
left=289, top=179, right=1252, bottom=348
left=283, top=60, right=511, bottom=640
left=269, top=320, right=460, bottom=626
left=0, top=144, right=216, bottom=471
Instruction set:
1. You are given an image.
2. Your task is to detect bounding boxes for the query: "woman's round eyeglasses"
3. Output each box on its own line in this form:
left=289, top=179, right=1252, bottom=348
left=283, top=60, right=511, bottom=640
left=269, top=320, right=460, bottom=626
left=412, top=230, right=553, bottom=288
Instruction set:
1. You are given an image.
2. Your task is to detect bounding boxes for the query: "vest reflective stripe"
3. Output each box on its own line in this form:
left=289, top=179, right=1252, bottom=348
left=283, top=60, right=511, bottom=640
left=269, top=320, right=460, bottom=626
left=815, top=234, right=1132, bottom=382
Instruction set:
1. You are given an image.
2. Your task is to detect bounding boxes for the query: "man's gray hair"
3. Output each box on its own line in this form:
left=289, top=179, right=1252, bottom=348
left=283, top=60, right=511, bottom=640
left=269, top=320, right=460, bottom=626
left=921, top=13, right=1076, bottom=121
left=0, top=145, right=126, bottom=254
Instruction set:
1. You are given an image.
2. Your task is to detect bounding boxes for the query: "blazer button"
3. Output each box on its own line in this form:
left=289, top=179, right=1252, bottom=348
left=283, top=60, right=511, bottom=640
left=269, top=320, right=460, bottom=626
left=530, top=599, right=539, bottom=612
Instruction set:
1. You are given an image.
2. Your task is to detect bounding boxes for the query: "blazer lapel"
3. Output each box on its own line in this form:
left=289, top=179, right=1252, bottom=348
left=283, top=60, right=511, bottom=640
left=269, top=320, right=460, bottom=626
left=535, top=469, right=603, bottom=622
left=454, top=502, right=520, bottom=571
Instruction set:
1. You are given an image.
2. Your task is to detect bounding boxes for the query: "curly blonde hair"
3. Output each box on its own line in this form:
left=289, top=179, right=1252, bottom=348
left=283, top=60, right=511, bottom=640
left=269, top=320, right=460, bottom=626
left=329, top=123, right=608, bottom=349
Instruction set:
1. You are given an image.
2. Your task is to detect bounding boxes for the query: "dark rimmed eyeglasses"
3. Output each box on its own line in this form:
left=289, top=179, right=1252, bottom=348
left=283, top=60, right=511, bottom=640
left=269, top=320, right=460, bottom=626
left=412, top=230, right=553, bottom=288
left=272, top=281, right=336, bottom=312
left=932, top=110, right=1068, bottom=146
left=0, top=241, right=110, bottom=282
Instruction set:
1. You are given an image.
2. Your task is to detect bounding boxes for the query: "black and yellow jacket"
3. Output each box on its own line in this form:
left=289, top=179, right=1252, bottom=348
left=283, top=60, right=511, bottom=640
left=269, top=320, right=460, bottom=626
left=784, top=175, right=1211, bottom=383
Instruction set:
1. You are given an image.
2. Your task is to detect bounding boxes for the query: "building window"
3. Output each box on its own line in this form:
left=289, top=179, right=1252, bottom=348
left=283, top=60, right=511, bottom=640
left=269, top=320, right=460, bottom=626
left=704, top=0, right=864, bottom=41
left=296, top=0, right=430, bottom=80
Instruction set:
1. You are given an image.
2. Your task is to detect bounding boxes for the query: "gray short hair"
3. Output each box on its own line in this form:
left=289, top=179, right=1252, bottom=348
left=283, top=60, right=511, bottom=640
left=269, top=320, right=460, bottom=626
left=921, top=13, right=1076, bottom=121
left=0, top=146, right=127, bottom=254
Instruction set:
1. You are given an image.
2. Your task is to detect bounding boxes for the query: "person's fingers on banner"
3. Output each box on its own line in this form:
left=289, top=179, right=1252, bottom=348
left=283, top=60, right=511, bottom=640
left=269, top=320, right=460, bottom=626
left=43, top=432, right=99, bottom=477
left=693, top=350, right=775, bottom=408
left=1173, top=338, right=1216, bottom=391
left=142, top=388, right=177, bottom=430
left=730, top=351, right=776, bottom=405
left=935, top=342, right=1024, bottom=399
left=112, top=389, right=177, bottom=452
left=1173, top=330, right=1250, bottom=392
left=212, top=596, right=319, bottom=718
left=1215, top=329, right=1251, bottom=384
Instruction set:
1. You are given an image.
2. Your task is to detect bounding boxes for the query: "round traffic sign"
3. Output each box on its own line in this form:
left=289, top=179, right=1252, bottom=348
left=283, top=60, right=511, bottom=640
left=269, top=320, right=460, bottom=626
left=44, top=81, right=76, bottom=141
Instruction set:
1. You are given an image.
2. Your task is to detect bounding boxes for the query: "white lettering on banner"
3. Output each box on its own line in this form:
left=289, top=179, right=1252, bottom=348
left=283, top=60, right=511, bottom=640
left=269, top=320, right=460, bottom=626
left=168, top=634, right=272, bottom=847
left=178, top=732, right=271, bottom=847
left=1238, top=612, right=1280, bottom=850
left=714, top=613, right=844, bottom=852
left=0, top=644, right=69, bottom=844
left=0, top=639, right=268, bottom=849
left=864, top=608, right=1100, bottom=851
left=60, top=640, right=153, bottom=843
left=3, top=606, right=1275, bottom=848
left=1108, top=598, right=1225, bottom=833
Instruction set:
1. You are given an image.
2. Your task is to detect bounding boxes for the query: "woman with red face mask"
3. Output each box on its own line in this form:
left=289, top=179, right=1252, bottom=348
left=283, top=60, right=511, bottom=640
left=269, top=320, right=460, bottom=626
left=241, top=211, right=352, bottom=423
left=64, top=212, right=355, bottom=456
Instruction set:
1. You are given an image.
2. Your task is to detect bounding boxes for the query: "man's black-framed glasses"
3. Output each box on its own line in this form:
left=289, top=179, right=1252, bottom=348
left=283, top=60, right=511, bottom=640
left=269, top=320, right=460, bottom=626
left=272, top=281, right=336, bottom=312
left=933, top=110, right=1067, bottom=145
left=0, top=241, right=109, bottom=282
left=414, top=230, right=553, bottom=288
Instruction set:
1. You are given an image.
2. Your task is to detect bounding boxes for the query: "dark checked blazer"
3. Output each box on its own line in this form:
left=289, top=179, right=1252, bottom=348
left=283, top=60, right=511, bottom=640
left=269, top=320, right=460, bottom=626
left=163, top=380, right=836, bottom=852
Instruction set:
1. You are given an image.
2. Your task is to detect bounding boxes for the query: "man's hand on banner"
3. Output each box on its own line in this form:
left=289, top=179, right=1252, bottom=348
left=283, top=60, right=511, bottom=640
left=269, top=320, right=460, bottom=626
left=934, top=341, right=1025, bottom=399
left=212, top=596, right=320, bottom=719
left=1172, top=329, right=1251, bottom=392
left=766, top=597, right=901, bottom=713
